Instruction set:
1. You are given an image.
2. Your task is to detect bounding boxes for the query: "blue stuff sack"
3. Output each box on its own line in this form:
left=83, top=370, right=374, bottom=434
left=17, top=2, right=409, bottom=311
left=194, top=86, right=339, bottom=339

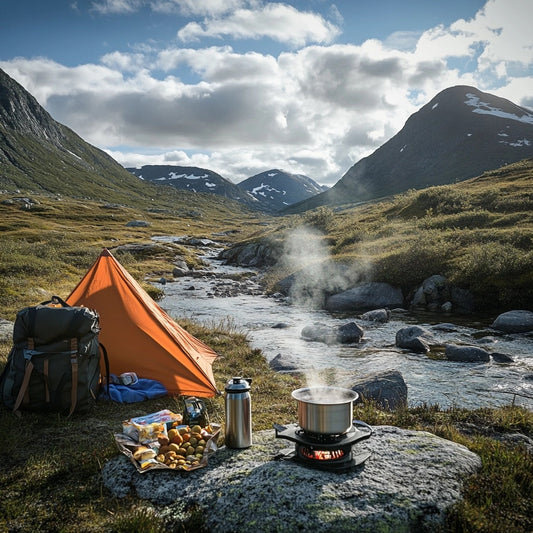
left=100, top=376, right=167, bottom=403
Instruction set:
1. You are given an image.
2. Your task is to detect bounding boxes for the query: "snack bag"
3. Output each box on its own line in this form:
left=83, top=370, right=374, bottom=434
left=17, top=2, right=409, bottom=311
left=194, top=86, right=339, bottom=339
left=122, top=409, right=182, bottom=443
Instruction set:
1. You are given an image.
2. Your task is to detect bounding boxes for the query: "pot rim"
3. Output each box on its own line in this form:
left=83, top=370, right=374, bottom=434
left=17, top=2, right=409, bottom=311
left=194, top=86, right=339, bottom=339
left=291, top=386, right=358, bottom=405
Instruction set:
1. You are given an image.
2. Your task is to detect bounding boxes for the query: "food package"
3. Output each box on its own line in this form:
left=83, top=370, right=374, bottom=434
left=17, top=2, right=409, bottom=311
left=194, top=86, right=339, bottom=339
left=122, top=409, right=183, bottom=444
left=115, top=424, right=220, bottom=473
left=116, top=409, right=220, bottom=473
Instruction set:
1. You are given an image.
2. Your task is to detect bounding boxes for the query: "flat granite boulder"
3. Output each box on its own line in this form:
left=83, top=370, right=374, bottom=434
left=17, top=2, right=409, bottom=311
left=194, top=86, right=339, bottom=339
left=102, top=426, right=480, bottom=532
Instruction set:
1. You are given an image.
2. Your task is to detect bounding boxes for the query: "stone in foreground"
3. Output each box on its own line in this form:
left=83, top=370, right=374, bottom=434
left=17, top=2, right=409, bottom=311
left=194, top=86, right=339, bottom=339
left=103, top=425, right=480, bottom=532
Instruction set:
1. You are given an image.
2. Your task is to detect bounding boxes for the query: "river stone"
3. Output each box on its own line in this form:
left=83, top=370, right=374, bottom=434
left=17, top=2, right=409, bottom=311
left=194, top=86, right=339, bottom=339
left=325, top=282, right=404, bottom=312
left=269, top=353, right=301, bottom=372
left=172, top=260, right=189, bottom=276
left=102, top=426, right=480, bottom=532
left=411, top=274, right=449, bottom=309
left=336, top=321, right=365, bottom=343
left=445, top=344, right=490, bottom=363
left=184, top=237, right=216, bottom=247
left=219, top=241, right=280, bottom=267
left=301, top=323, right=337, bottom=344
left=491, top=310, right=533, bottom=333
left=125, top=220, right=150, bottom=227
left=360, top=308, right=391, bottom=323
left=395, top=326, right=435, bottom=353
left=432, top=323, right=459, bottom=332
left=410, top=275, right=475, bottom=314
left=348, top=370, right=408, bottom=410
left=301, top=322, right=364, bottom=344
left=490, top=352, right=514, bottom=363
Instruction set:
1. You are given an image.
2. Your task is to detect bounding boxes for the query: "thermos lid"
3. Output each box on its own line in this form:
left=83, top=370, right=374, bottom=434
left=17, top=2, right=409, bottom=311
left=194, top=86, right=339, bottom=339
left=225, top=376, right=251, bottom=392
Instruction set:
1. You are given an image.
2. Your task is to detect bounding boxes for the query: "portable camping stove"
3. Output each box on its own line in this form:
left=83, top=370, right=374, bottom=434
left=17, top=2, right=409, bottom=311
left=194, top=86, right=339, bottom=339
left=274, top=421, right=372, bottom=473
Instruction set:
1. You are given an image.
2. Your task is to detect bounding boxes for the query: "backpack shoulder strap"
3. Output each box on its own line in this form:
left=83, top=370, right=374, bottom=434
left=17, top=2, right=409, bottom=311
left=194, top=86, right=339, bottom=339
left=99, top=343, right=110, bottom=398
left=12, top=337, right=36, bottom=415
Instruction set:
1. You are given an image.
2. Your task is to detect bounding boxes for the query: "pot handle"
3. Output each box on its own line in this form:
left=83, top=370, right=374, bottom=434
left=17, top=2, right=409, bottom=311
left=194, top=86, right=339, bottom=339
left=353, top=419, right=373, bottom=436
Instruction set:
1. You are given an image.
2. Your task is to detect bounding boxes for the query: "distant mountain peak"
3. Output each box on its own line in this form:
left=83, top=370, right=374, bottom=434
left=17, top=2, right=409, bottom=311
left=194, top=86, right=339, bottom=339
left=238, top=169, right=327, bottom=212
left=126, top=165, right=327, bottom=213
left=283, top=85, right=533, bottom=213
left=126, top=164, right=258, bottom=208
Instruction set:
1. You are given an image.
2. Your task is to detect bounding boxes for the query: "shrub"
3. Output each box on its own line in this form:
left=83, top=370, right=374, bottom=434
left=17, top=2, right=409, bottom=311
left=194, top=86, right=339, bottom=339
left=423, top=209, right=494, bottom=230
left=373, top=231, right=454, bottom=290
left=451, top=242, right=533, bottom=309
left=412, top=186, right=474, bottom=215
left=302, top=206, right=334, bottom=232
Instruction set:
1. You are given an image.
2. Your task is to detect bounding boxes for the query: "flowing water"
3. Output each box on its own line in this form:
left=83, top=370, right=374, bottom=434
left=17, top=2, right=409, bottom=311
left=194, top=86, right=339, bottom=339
left=157, top=239, right=533, bottom=410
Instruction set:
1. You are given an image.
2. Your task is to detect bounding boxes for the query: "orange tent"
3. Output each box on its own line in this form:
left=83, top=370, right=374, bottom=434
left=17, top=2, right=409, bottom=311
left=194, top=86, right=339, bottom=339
left=66, top=249, right=219, bottom=397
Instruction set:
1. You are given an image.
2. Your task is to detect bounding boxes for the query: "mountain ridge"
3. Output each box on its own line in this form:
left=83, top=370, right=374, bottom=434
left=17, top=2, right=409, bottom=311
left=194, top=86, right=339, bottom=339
left=126, top=164, right=258, bottom=209
left=0, top=68, right=158, bottom=205
left=127, top=165, right=326, bottom=213
left=283, top=85, right=533, bottom=213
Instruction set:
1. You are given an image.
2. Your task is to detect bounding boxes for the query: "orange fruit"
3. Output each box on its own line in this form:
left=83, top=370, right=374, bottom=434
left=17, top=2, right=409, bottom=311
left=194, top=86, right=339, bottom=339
left=171, top=433, right=184, bottom=445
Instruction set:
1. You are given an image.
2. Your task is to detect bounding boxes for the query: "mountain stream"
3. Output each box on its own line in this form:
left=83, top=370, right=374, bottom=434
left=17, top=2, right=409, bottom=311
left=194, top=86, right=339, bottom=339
left=156, top=238, right=533, bottom=410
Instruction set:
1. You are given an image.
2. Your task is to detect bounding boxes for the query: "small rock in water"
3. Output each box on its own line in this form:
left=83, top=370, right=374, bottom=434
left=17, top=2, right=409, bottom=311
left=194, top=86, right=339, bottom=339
left=490, top=352, right=514, bottom=363
left=445, top=344, right=490, bottom=363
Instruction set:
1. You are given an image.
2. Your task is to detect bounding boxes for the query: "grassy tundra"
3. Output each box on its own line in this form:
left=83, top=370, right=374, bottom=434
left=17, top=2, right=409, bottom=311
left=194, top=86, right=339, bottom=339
left=1, top=160, right=532, bottom=532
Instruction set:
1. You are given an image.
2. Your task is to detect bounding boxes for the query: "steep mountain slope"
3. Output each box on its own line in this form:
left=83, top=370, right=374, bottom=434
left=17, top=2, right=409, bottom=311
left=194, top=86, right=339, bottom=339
left=0, top=68, right=162, bottom=205
left=284, top=85, right=533, bottom=213
left=238, top=169, right=328, bottom=212
left=126, top=165, right=257, bottom=209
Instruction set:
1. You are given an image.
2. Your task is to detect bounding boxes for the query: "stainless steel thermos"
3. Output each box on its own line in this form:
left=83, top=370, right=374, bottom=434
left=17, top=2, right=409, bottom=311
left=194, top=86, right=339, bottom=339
left=224, top=377, right=252, bottom=448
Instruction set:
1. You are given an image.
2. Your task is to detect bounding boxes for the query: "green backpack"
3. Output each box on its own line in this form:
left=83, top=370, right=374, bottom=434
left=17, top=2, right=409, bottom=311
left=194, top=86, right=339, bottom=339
left=0, top=296, right=108, bottom=416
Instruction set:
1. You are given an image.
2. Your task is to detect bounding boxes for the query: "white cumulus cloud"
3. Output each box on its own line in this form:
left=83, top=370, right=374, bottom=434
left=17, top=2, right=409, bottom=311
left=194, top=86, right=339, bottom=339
left=177, top=3, right=341, bottom=47
left=2, top=0, right=532, bottom=186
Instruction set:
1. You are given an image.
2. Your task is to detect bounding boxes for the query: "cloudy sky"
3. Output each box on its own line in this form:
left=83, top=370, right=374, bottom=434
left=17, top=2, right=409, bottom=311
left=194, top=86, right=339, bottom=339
left=1, top=0, right=532, bottom=185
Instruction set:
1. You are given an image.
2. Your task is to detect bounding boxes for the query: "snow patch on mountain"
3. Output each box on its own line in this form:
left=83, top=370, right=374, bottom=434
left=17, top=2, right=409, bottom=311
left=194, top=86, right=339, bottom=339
left=155, top=172, right=211, bottom=182
left=465, top=93, right=533, bottom=125
left=252, top=183, right=284, bottom=197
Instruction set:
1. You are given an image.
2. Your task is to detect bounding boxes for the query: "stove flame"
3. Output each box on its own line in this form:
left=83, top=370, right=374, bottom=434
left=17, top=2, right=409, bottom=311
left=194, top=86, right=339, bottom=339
left=300, top=446, right=345, bottom=461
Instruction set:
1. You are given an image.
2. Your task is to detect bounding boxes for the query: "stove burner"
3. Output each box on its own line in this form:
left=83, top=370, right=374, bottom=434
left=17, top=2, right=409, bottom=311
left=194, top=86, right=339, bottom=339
left=294, top=427, right=349, bottom=443
left=274, top=421, right=372, bottom=473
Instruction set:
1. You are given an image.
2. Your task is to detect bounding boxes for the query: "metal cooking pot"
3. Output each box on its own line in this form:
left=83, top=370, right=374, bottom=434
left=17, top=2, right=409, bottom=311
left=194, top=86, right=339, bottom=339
left=292, top=386, right=359, bottom=435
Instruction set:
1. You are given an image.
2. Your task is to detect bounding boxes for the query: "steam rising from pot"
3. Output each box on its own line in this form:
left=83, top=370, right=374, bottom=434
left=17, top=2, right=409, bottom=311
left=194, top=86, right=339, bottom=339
left=279, top=224, right=372, bottom=390
left=280, top=224, right=371, bottom=308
